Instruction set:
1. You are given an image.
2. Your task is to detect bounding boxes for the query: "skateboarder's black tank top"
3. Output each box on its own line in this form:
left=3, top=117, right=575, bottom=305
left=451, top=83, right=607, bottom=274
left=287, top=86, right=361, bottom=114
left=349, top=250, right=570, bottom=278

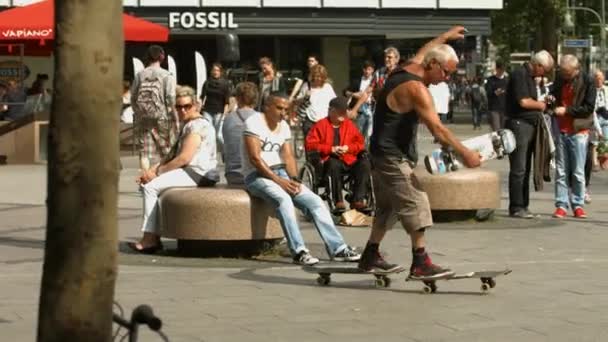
left=370, top=69, right=421, bottom=164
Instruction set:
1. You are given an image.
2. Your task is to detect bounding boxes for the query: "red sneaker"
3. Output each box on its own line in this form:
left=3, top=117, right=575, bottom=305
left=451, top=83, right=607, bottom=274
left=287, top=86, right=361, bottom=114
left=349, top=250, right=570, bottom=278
left=573, top=207, right=587, bottom=219
left=553, top=207, right=567, bottom=219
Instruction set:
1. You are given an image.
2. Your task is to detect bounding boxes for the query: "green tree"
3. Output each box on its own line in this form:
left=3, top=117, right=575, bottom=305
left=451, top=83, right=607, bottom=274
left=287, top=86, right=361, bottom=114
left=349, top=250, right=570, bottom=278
left=37, top=0, right=123, bottom=341
left=491, top=0, right=564, bottom=62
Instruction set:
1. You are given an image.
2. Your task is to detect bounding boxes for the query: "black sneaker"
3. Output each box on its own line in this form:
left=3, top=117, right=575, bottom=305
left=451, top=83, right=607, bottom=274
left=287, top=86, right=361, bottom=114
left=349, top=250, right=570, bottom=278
left=408, top=254, right=453, bottom=280
left=358, top=249, right=403, bottom=272
left=332, top=246, right=361, bottom=262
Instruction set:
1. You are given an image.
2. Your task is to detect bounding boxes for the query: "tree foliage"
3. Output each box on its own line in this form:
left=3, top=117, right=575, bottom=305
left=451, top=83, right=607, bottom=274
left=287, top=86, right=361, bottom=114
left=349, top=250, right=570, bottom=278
left=491, top=0, right=564, bottom=61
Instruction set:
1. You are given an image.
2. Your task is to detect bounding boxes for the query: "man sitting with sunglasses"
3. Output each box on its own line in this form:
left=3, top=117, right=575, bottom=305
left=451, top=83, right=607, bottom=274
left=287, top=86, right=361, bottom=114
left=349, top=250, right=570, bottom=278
left=242, top=91, right=361, bottom=265
left=305, top=96, right=371, bottom=214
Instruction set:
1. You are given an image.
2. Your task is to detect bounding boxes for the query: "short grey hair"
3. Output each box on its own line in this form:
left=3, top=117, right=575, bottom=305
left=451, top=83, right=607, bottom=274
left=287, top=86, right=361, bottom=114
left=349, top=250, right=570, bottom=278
left=531, top=50, right=555, bottom=71
left=593, top=69, right=605, bottom=78
left=560, top=54, right=580, bottom=70
left=384, top=46, right=400, bottom=60
left=422, top=44, right=459, bottom=67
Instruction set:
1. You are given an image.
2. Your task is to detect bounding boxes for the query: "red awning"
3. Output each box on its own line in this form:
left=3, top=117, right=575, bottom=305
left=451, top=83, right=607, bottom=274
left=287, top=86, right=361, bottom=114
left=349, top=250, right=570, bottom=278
left=0, top=0, right=169, bottom=42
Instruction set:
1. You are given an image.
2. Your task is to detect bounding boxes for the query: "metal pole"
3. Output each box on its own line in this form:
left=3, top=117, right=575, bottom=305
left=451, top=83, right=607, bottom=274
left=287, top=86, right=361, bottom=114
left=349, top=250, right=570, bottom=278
left=602, top=0, right=606, bottom=71
left=569, top=6, right=605, bottom=70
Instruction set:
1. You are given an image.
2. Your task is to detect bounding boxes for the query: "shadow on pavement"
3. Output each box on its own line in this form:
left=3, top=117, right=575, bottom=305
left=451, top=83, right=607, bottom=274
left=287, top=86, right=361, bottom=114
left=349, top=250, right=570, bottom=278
left=228, top=267, right=489, bottom=296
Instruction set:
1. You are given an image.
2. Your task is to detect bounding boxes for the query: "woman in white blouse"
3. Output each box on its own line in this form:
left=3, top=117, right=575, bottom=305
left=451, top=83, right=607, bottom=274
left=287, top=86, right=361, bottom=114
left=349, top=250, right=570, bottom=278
left=297, top=64, right=336, bottom=138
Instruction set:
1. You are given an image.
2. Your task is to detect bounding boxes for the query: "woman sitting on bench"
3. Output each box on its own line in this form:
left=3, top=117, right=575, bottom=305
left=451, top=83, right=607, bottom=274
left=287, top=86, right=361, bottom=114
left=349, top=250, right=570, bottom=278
left=128, top=85, right=219, bottom=254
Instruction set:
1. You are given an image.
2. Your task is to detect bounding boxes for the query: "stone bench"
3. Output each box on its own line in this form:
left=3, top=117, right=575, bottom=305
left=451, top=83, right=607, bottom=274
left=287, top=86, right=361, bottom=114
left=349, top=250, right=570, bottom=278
left=158, top=185, right=284, bottom=257
left=413, top=167, right=501, bottom=221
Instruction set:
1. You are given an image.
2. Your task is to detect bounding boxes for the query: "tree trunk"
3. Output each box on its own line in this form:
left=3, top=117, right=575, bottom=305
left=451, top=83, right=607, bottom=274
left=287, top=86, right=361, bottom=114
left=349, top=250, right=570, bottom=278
left=37, top=1, right=123, bottom=341
left=539, top=0, right=559, bottom=59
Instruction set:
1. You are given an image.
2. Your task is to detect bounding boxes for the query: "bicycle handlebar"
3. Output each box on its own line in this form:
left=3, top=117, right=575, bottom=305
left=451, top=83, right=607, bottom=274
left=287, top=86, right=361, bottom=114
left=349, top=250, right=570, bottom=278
left=132, top=305, right=162, bottom=331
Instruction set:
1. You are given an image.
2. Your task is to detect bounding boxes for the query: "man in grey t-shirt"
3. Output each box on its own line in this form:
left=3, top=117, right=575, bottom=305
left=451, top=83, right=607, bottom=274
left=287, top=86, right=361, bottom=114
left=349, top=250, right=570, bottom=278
left=223, top=82, right=260, bottom=185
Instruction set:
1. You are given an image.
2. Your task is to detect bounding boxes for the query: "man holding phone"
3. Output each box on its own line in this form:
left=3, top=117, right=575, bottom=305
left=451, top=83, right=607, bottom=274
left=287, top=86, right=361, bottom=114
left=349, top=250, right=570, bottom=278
left=242, top=91, right=361, bottom=265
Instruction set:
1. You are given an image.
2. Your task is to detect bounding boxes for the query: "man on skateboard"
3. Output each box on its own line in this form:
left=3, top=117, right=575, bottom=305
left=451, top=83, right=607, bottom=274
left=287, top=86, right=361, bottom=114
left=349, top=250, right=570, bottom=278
left=358, top=26, right=482, bottom=279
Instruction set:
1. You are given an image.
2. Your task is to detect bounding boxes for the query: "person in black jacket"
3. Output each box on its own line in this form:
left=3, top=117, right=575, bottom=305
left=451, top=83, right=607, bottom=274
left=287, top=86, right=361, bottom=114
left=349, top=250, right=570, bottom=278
left=549, top=54, right=596, bottom=219
left=485, top=60, right=508, bottom=131
left=505, top=50, right=554, bottom=219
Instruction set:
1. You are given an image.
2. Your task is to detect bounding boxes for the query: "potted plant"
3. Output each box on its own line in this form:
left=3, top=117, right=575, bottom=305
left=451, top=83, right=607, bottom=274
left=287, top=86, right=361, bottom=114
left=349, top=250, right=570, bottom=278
left=597, top=141, right=608, bottom=170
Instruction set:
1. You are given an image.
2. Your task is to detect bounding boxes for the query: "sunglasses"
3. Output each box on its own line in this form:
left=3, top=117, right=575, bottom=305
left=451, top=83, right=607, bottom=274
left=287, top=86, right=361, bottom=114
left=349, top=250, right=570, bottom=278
left=175, top=103, right=193, bottom=111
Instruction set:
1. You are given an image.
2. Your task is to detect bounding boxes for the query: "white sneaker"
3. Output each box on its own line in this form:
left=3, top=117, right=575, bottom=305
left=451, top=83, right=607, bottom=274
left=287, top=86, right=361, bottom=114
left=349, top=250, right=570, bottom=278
left=293, top=251, right=319, bottom=265
left=584, top=192, right=592, bottom=204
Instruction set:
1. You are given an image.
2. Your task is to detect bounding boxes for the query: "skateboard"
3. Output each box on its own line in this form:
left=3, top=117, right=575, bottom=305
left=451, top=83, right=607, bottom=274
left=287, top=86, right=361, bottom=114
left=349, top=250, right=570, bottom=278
left=406, top=269, right=512, bottom=294
left=302, top=264, right=407, bottom=288
left=424, top=129, right=516, bottom=174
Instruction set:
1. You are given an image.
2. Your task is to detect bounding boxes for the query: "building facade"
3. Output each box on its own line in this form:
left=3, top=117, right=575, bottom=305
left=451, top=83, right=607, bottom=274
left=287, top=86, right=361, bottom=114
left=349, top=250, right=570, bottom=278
left=2, top=0, right=503, bottom=93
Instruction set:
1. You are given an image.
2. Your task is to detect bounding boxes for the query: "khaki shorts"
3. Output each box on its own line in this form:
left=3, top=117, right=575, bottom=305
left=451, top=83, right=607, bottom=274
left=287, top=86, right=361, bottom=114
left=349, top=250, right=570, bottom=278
left=371, top=155, right=433, bottom=233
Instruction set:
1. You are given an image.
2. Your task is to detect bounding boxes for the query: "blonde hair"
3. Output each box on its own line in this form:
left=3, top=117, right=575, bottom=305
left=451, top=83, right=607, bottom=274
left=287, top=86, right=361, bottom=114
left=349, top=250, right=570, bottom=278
left=422, top=44, right=458, bottom=68
left=309, top=64, right=329, bottom=83
left=176, top=85, right=197, bottom=103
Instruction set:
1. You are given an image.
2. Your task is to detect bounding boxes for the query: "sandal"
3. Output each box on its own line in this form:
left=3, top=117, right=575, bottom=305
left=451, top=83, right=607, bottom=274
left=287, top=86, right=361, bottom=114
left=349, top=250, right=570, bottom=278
left=126, top=241, right=163, bottom=255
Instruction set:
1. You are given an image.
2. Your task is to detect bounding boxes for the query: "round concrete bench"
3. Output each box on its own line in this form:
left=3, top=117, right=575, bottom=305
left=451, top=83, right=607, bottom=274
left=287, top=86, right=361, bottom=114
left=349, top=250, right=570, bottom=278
left=158, top=185, right=284, bottom=257
left=413, top=167, right=501, bottom=221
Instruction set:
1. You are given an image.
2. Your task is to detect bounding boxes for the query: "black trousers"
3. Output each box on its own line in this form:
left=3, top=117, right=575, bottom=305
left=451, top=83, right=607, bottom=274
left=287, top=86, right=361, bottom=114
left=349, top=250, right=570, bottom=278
left=507, top=118, right=537, bottom=214
left=323, top=156, right=371, bottom=203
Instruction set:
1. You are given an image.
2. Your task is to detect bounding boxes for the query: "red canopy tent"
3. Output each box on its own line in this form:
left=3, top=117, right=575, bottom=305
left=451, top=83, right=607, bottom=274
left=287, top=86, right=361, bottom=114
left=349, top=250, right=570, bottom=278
left=0, top=0, right=169, bottom=43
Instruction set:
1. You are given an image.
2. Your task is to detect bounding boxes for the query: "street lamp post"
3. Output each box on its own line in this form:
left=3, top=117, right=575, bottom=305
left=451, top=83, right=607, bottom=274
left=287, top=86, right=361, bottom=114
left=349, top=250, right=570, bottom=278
left=567, top=5, right=606, bottom=71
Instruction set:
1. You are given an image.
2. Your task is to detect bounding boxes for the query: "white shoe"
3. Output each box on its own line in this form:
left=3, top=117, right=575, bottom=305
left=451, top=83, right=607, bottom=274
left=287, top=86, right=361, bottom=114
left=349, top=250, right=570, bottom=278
left=293, top=251, right=319, bottom=265
left=584, top=192, right=592, bottom=204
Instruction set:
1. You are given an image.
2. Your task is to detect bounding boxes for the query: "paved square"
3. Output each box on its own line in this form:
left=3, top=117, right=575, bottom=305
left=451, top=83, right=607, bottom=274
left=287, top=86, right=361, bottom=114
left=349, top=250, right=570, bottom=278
left=2, top=122, right=608, bottom=341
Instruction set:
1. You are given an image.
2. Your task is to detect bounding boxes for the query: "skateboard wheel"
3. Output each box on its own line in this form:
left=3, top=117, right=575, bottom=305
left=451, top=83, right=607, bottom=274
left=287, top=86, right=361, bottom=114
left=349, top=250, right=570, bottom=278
left=317, top=276, right=330, bottom=286
left=481, top=283, right=490, bottom=292
left=488, top=278, right=496, bottom=288
left=383, top=277, right=392, bottom=288
left=374, top=278, right=386, bottom=288
left=422, top=281, right=437, bottom=294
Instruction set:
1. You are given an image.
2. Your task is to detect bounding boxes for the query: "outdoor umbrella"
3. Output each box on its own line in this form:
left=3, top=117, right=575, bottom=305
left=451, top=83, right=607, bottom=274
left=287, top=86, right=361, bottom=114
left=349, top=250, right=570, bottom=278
left=0, top=0, right=169, bottom=42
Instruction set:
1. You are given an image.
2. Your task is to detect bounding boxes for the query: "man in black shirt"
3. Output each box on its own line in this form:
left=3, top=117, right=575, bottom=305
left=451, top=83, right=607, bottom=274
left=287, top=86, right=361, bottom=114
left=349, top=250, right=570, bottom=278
left=485, top=60, right=508, bottom=131
left=357, top=26, right=481, bottom=279
left=505, top=50, right=554, bottom=218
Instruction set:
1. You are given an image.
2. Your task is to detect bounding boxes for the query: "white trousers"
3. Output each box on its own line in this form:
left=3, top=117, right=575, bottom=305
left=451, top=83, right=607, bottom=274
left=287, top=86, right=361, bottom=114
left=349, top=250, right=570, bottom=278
left=141, top=168, right=197, bottom=234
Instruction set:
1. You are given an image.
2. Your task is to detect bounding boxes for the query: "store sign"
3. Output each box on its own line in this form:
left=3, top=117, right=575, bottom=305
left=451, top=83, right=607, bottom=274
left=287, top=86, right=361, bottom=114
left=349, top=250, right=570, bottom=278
left=1, top=29, right=53, bottom=39
left=0, top=60, right=31, bottom=82
left=168, top=12, right=238, bottom=30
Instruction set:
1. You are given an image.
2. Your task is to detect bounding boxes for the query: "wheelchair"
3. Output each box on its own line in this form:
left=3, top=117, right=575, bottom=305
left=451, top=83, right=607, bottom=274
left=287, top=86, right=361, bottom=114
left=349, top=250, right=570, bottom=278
left=297, top=150, right=376, bottom=217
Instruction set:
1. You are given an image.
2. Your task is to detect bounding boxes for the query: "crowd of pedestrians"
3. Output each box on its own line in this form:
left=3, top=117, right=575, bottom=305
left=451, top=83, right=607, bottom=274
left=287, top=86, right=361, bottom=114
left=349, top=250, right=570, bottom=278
left=125, top=27, right=607, bottom=277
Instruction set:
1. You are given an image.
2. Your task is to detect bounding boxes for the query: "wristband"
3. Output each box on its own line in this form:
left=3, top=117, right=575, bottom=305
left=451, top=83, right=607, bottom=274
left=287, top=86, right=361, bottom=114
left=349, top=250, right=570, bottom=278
left=290, top=176, right=301, bottom=182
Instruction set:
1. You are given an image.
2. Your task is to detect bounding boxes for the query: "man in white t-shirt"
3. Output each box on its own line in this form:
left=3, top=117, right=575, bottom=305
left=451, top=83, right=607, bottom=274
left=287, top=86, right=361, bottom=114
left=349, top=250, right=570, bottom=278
left=428, top=81, right=451, bottom=123
left=242, top=92, right=361, bottom=265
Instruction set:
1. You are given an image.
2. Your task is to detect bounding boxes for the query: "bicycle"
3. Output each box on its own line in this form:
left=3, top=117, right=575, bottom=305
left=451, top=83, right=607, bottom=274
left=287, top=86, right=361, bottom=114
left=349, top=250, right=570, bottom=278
left=113, top=302, right=169, bottom=342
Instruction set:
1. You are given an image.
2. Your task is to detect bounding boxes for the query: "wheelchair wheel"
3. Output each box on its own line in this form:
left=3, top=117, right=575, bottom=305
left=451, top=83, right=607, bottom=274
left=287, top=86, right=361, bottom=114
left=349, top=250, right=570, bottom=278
left=292, top=124, right=305, bottom=160
left=298, top=164, right=316, bottom=194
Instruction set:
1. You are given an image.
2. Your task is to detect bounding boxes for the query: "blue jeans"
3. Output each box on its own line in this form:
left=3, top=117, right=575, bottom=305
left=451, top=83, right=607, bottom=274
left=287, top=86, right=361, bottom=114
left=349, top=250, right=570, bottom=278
left=598, top=116, right=608, bottom=140
left=555, top=132, right=588, bottom=209
left=244, top=169, right=347, bottom=257
left=471, top=105, right=483, bottom=127
left=204, top=112, right=224, bottom=148
left=356, top=103, right=373, bottom=146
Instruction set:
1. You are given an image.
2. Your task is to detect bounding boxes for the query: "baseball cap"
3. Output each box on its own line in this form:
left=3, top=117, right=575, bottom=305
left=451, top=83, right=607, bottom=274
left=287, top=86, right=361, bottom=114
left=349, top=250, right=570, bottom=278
left=329, top=96, right=349, bottom=111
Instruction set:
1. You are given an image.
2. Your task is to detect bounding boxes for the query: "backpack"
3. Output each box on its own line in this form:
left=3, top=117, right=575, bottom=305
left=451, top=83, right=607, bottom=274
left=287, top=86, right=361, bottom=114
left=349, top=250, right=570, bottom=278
left=471, top=85, right=483, bottom=104
left=134, top=75, right=165, bottom=120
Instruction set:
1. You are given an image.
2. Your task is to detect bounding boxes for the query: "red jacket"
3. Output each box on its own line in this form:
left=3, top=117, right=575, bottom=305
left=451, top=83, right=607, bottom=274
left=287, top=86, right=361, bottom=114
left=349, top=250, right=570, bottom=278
left=305, top=117, right=364, bottom=166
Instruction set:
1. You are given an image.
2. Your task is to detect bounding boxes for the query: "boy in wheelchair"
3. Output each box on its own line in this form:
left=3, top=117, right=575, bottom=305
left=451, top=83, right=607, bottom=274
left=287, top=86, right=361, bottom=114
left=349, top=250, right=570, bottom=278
left=304, top=96, right=372, bottom=214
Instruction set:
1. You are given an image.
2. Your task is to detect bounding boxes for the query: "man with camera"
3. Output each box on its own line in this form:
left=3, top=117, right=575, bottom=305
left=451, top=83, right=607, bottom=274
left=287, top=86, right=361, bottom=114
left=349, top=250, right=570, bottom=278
left=505, top=50, right=554, bottom=219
